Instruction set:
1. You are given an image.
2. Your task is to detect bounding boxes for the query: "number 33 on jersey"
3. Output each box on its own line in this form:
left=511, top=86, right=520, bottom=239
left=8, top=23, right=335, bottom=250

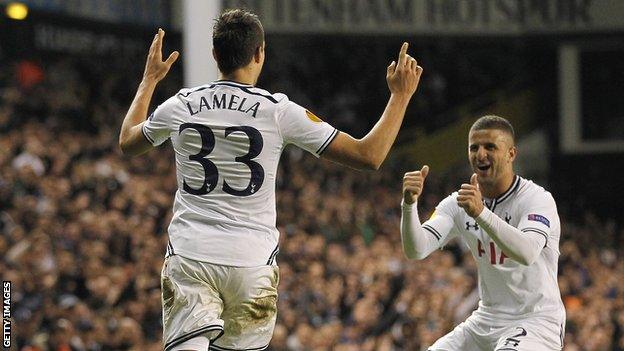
left=141, top=80, right=338, bottom=267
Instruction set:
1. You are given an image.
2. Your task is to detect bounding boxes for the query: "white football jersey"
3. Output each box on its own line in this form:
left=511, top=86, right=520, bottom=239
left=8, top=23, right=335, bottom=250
left=423, top=176, right=565, bottom=320
left=142, top=80, right=337, bottom=266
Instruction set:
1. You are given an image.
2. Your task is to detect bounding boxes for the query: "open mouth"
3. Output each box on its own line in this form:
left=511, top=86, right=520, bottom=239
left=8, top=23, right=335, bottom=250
left=477, top=165, right=491, bottom=171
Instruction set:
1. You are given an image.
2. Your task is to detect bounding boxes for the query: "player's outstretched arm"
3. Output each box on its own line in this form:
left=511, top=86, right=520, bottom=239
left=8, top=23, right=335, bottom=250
left=322, top=42, right=423, bottom=170
left=119, top=28, right=179, bottom=156
left=400, top=166, right=440, bottom=260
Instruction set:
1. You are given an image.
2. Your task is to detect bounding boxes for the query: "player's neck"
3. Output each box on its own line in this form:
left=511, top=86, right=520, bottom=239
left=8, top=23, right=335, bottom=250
left=482, top=173, right=516, bottom=199
left=218, top=68, right=257, bottom=86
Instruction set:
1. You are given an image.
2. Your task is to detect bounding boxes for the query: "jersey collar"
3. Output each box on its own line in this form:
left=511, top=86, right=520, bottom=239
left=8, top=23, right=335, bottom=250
left=483, top=175, right=521, bottom=211
left=213, top=79, right=254, bottom=88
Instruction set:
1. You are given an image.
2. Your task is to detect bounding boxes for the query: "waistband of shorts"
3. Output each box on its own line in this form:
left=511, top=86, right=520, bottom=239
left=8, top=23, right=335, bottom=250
left=473, top=305, right=566, bottom=323
left=167, top=253, right=279, bottom=268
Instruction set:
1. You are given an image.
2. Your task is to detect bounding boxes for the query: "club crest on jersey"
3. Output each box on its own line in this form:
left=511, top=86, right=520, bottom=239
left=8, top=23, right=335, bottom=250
left=528, top=214, right=550, bottom=227
left=305, top=110, right=323, bottom=123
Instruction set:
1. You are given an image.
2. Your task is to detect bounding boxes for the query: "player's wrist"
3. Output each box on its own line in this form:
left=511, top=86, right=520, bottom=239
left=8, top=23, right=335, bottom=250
left=390, top=92, right=412, bottom=103
left=401, top=198, right=416, bottom=208
left=474, top=206, right=490, bottom=223
left=141, top=76, right=160, bottom=87
left=477, top=203, right=485, bottom=217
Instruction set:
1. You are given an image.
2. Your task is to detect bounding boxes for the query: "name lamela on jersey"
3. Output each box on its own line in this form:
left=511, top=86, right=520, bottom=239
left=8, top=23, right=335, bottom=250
left=186, top=93, right=260, bottom=118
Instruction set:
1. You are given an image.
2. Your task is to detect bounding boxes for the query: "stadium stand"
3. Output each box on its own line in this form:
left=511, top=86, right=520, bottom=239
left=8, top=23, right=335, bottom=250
left=1, top=55, right=623, bottom=350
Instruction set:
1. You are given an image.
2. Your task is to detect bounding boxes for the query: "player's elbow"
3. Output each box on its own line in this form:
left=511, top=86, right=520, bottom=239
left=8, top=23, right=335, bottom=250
left=347, top=137, right=384, bottom=170
left=341, top=155, right=381, bottom=171
left=515, top=252, right=538, bottom=266
left=118, top=132, right=132, bottom=155
left=404, top=250, right=428, bottom=261
left=356, top=147, right=383, bottom=170
left=119, top=138, right=134, bottom=156
left=360, top=158, right=382, bottom=171
left=119, top=139, right=144, bottom=157
left=119, top=139, right=129, bottom=154
left=323, top=133, right=384, bottom=170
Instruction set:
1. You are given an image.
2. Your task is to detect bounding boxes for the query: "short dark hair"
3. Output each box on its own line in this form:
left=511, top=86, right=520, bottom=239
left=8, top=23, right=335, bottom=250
left=470, top=115, right=515, bottom=143
left=213, top=9, right=264, bottom=75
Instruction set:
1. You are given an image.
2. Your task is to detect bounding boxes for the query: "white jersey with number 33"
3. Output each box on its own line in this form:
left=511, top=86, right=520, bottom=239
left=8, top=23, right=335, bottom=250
left=142, top=80, right=337, bottom=267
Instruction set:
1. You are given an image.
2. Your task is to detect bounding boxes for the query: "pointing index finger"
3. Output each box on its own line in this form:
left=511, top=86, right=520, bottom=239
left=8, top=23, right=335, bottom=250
left=398, top=42, right=408, bottom=67
left=155, top=28, right=164, bottom=56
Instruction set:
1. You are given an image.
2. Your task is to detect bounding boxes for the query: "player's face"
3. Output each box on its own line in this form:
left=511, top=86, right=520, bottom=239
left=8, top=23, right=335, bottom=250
left=468, top=129, right=516, bottom=186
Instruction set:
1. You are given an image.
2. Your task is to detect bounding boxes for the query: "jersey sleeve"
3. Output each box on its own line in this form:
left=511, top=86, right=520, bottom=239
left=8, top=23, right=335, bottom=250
left=422, top=193, right=460, bottom=246
left=275, top=97, right=338, bottom=157
left=516, top=191, right=559, bottom=248
left=142, top=96, right=178, bottom=146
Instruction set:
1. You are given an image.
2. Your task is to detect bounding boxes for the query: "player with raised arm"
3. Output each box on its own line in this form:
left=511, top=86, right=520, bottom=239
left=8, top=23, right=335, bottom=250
left=118, top=9, right=422, bottom=351
left=401, top=116, right=565, bottom=350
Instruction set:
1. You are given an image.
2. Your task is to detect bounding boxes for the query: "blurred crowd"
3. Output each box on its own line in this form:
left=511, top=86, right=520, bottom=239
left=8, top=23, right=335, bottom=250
left=259, top=36, right=529, bottom=136
left=1, top=48, right=623, bottom=351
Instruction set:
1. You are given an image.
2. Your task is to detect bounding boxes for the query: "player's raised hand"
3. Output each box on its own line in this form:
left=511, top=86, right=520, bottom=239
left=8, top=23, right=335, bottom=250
left=403, top=165, right=429, bottom=205
left=457, top=173, right=484, bottom=218
left=386, top=42, right=423, bottom=98
left=143, top=28, right=179, bottom=83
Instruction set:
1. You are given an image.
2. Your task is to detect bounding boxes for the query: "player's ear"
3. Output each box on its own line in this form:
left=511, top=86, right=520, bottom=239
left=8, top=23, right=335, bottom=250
left=254, top=43, right=264, bottom=63
left=508, top=146, right=517, bottom=163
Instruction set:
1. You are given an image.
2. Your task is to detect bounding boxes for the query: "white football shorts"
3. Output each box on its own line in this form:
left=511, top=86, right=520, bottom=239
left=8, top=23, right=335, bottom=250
left=161, top=255, right=279, bottom=351
left=429, top=311, right=565, bottom=351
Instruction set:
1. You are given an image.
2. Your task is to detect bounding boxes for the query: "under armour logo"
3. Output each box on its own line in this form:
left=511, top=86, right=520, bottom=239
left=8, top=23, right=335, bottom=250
left=504, top=213, right=512, bottom=223
left=502, top=327, right=527, bottom=348
left=503, top=337, right=521, bottom=347
left=466, top=221, right=479, bottom=230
